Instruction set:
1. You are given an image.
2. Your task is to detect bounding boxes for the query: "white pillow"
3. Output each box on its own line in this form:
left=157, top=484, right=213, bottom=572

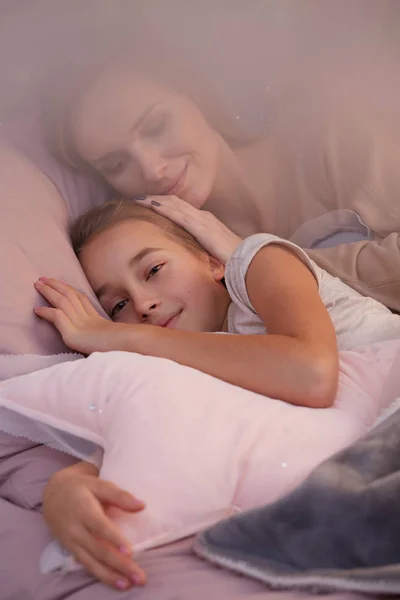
left=0, top=340, right=398, bottom=568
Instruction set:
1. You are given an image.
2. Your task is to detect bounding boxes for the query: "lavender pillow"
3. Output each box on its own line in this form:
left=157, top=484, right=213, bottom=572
left=0, top=139, right=106, bottom=355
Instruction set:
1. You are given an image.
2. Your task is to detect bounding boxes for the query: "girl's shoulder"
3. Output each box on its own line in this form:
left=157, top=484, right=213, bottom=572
left=226, top=233, right=323, bottom=295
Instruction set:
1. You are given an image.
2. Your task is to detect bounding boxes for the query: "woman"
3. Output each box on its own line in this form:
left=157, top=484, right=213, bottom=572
left=44, top=55, right=400, bottom=312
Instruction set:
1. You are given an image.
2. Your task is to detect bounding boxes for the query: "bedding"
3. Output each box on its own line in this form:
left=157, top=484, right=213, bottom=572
left=196, top=398, right=400, bottom=596
left=0, top=117, right=395, bottom=599
left=0, top=340, right=398, bottom=575
left=0, top=117, right=108, bottom=220
left=290, top=209, right=371, bottom=250
left=0, top=142, right=106, bottom=355
left=194, top=349, right=400, bottom=594
left=0, top=3, right=399, bottom=597
left=0, top=488, right=371, bottom=600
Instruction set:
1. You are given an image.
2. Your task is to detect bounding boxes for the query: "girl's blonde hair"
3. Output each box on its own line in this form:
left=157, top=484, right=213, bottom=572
left=70, top=197, right=207, bottom=258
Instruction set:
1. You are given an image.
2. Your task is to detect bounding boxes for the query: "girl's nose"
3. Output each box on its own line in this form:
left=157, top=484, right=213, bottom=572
left=140, top=302, right=158, bottom=322
left=132, top=293, right=160, bottom=322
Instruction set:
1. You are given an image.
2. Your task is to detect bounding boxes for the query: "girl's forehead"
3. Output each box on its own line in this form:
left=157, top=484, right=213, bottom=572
left=87, top=219, right=183, bottom=252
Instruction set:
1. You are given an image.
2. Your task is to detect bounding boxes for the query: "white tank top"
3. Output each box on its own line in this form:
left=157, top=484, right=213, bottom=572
left=225, top=234, right=400, bottom=351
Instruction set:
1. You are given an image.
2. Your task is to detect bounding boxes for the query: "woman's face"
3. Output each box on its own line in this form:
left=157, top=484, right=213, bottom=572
left=71, top=71, right=221, bottom=208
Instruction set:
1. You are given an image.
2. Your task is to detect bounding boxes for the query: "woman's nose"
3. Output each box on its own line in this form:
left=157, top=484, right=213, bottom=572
left=134, top=146, right=168, bottom=183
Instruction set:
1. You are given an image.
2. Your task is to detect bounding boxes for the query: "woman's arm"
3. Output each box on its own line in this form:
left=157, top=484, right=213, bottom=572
left=302, top=101, right=400, bottom=312
left=123, top=196, right=339, bottom=407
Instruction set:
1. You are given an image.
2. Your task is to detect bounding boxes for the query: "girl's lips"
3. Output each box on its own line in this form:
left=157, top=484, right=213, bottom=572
left=161, top=310, right=182, bottom=329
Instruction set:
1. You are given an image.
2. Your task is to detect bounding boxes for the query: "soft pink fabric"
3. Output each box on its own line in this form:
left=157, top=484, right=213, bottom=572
left=0, top=143, right=106, bottom=354
left=0, top=340, right=399, bottom=555
left=0, top=117, right=108, bottom=220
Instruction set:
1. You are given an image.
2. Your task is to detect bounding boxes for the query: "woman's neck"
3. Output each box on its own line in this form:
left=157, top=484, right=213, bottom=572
left=204, top=134, right=279, bottom=236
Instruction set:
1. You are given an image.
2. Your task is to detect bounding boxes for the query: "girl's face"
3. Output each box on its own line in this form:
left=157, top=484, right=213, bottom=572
left=79, top=219, right=229, bottom=332
left=71, top=72, right=221, bottom=208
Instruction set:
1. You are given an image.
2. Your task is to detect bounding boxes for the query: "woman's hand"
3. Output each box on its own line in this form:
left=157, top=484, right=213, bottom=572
left=43, top=463, right=146, bottom=590
left=34, top=278, right=127, bottom=354
left=136, top=195, right=242, bottom=264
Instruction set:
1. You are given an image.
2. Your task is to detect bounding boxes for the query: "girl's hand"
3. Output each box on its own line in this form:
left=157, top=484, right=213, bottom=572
left=136, top=195, right=242, bottom=264
left=43, top=464, right=146, bottom=590
left=34, top=278, right=126, bottom=354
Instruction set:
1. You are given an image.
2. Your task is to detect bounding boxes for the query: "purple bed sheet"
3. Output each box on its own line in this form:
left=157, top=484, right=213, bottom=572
left=0, top=432, right=378, bottom=600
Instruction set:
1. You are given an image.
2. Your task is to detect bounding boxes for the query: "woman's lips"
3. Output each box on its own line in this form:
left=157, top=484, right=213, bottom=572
left=165, top=164, right=188, bottom=197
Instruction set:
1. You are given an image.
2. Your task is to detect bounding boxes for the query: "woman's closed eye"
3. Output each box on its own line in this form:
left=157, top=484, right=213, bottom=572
left=101, top=156, right=129, bottom=177
left=110, top=299, right=128, bottom=319
left=142, top=113, right=168, bottom=138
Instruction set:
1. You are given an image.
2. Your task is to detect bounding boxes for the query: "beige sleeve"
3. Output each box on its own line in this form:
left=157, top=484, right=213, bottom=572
left=303, top=98, right=400, bottom=312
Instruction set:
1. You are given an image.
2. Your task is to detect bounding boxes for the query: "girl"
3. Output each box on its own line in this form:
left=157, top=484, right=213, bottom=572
left=35, top=197, right=340, bottom=408
left=36, top=196, right=400, bottom=591
left=35, top=195, right=400, bottom=400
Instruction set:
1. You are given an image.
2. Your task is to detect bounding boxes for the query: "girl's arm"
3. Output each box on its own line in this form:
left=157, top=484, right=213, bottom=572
left=128, top=195, right=339, bottom=406
left=125, top=243, right=339, bottom=408
left=35, top=240, right=338, bottom=408
left=42, top=460, right=146, bottom=589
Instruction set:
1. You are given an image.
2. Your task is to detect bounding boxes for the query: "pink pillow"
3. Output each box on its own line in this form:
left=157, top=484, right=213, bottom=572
left=0, top=340, right=398, bottom=563
left=0, top=117, right=108, bottom=220
left=0, top=142, right=106, bottom=354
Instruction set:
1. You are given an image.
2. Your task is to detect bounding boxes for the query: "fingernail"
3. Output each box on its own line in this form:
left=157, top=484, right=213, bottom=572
left=151, top=200, right=161, bottom=207
left=38, top=277, right=48, bottom=281
left=134, top=195, right=147, bottom=201
left=119, top=545, right=131, bottom=555
left=132, top=574, right=143, bottom=585
left=130, top=497, right=145, bottom=508
left=116, top=579, right=129, bottom=590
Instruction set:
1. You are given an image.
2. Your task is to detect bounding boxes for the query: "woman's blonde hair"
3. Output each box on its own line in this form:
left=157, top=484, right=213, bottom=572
left=42, top=52, right=110, bottom=172
left=70, top=197, right=207, bottom=258
left=42, top=44, right=257, bottom=173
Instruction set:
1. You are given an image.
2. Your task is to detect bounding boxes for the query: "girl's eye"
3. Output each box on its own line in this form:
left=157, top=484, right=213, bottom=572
left=143, top=113, right=168, bottom=138
left=146, top=264, right=163, bottom=280
left=110, top=299, right=128, bottom=319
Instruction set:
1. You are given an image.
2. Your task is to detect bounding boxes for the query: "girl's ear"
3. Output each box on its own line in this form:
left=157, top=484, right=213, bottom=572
left=208, top=255, right=225, bottom=282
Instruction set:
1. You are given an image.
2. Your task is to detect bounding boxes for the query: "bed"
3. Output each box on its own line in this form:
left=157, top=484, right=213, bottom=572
left=0, top=434, right=375, bottom=600
left=0, top=3, right=398, bottom=599
left=0, top=119, right=387, bottom=600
